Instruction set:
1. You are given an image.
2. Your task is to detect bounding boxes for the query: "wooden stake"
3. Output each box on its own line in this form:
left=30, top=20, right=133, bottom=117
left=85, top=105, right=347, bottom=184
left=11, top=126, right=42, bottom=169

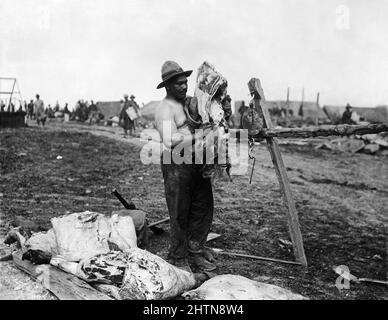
left=212, top=248, right=302, bottom=266
left=248, top=78, right=308, bottom=267
left=147, top=217, right=170, bottom=228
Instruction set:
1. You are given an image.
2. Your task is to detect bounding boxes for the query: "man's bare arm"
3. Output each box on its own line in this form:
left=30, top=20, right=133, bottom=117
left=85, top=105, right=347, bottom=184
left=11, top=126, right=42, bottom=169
left=156, top=105, right=217, bottom=150
left=155, top=106, right=192, bottom=149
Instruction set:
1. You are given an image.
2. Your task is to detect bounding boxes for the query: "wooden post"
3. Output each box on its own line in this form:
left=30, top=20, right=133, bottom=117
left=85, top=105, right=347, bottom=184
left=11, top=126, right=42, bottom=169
left=248, top=78, right=308, bottom=267
left=13, top=253, right=112, bottom=300
left=8, top=79, right=16, bottom=110
left=255, top=123, right=388, bottom=139
left=315, top=92, right=320, bottom=126
left=285, top=87, right=290, bottom=126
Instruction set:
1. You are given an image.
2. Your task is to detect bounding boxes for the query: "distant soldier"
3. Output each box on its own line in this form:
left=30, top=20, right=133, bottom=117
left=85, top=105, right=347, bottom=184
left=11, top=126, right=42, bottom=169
left=88, top=100, right=97, bottom=113
left=88, top=100, right=98, bottom=125
left=76, top=100, right=88, bottom=122
left=298, top=103, right=304, bottom=120
left=63, top=103, right=70, bottom=122
left=34, top=94, right=47, bottom=127
left=46, top=105, right=54, bottom=118
left=119, top=94, right=134, bottom=136
left=27, top=100, right=34, bottom=119
left=63, top=103, right=70, bottom=114
left=128, top=94, right=140, bottom=132
left=54, top=101, right=60, bottom=112
left=341, top=103, right=356, bottom=125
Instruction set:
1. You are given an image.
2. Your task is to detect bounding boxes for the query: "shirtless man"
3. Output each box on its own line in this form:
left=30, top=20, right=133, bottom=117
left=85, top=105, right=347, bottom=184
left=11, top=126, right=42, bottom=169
left=155, top=61, right=217, bottom=273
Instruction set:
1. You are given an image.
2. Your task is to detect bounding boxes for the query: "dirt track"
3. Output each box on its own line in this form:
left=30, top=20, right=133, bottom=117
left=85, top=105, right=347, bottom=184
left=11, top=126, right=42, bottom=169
left=0, top=121, right=387, bottom=300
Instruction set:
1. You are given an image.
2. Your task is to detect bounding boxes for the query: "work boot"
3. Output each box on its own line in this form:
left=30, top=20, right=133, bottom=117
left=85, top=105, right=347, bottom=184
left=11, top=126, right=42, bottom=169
left=188, top=253, right=217, bottom=272
left=202, top=247, right=217, bottom=262
left=189, top=241, right=217, bottom=261
left=168, top=257, right=193, bottom=274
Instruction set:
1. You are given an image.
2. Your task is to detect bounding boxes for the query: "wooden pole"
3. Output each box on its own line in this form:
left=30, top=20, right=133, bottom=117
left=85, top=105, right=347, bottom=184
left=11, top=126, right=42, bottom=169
left=248, top=78, right=308, bottom=267
left=8, top=79, right=16, bottom=110
left=254, top=123, right=388, bottom=140
left=285, top=87, right=290, bottom=126
left=315, top=92, right=320, bottom=125
left=300, top=88, right=305, bottom=121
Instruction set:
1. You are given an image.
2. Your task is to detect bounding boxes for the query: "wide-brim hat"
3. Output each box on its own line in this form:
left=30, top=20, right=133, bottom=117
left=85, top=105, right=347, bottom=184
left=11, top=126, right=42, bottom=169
left=130, top=94, right=136, bottom=99
left=157, top=61, right=192, bottom=89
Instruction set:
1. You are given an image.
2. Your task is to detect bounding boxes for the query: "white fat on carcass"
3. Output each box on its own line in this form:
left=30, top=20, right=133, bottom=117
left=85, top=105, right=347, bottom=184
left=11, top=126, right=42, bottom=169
left=51, top=211, right=137, bottom=262
left=209, top=100, right=225, bottom=124
left=182, top=274, right=307, bottom=300
left=119, top=248, right=196, bottom=300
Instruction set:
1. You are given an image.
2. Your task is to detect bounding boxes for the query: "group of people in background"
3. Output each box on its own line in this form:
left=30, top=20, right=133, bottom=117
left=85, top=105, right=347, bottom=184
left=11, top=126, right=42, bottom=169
left=27, top=94, right=72, bottom=127
left=0, top=94, right=93, bottom=127
left=0, top=99, right=25, bottom=113
left=1, top=94, right=71, bottom=127
left=1, top=93, right=142, bottom=132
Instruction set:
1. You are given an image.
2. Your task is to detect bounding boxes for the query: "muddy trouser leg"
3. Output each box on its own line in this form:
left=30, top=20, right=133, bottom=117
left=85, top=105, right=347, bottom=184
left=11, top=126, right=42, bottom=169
left=187, top=170, right=213, bottom=252
left=161, top=162, right=193, bottom=261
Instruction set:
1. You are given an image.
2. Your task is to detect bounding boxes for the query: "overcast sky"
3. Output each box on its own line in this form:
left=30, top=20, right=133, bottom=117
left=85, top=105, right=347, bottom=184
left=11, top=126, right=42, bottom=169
left=0, top=0, right=387, bottom=109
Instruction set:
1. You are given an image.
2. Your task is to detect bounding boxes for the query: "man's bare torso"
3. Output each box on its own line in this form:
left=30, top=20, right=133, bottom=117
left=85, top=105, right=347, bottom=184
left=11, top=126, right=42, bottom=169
left=155, top=98, right=191, bottom=148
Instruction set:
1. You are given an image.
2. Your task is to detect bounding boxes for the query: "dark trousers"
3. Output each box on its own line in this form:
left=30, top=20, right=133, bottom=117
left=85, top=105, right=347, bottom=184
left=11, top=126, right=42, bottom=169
left=161, top=160, right=213, bottom=260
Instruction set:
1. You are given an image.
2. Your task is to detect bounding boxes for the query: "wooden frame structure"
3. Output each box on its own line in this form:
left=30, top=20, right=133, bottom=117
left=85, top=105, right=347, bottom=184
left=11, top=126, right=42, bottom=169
left=0, top=77, right=23, bottom=109
left=248, top=78, right=307, bottom=266
left=0, top=77, right=26, bottom=128
left=247, top=78, right=388, bottom=267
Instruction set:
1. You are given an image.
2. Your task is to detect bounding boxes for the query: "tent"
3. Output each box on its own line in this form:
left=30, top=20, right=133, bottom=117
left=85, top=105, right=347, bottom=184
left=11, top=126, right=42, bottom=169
left=323, top=105, right=388, bottom=124
left=262, top=100, right=328, bottom=122
left=230, top=99, right=329, bottom=128
left=140, top=101, right=160, bottom=121
left=96, top=101, right=122, bottom=119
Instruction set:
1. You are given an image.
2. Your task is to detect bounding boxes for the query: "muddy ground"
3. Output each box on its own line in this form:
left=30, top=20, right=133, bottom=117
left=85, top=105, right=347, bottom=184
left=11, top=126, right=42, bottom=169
left=0, top=121, right=387, bottom=300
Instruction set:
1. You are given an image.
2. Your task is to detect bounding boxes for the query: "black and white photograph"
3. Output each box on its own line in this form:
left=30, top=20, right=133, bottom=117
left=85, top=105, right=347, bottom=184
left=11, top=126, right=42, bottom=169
left=0, top=0, right=387, bottom=305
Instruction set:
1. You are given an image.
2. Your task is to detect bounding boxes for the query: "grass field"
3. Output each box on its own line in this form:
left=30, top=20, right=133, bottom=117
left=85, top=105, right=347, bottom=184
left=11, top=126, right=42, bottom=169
left=0, top=124, right=387, bottom=299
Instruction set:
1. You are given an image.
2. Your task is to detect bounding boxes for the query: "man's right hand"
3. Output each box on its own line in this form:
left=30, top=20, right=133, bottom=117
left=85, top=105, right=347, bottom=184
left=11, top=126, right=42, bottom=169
left=186, top=96, right=201, bottom=122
